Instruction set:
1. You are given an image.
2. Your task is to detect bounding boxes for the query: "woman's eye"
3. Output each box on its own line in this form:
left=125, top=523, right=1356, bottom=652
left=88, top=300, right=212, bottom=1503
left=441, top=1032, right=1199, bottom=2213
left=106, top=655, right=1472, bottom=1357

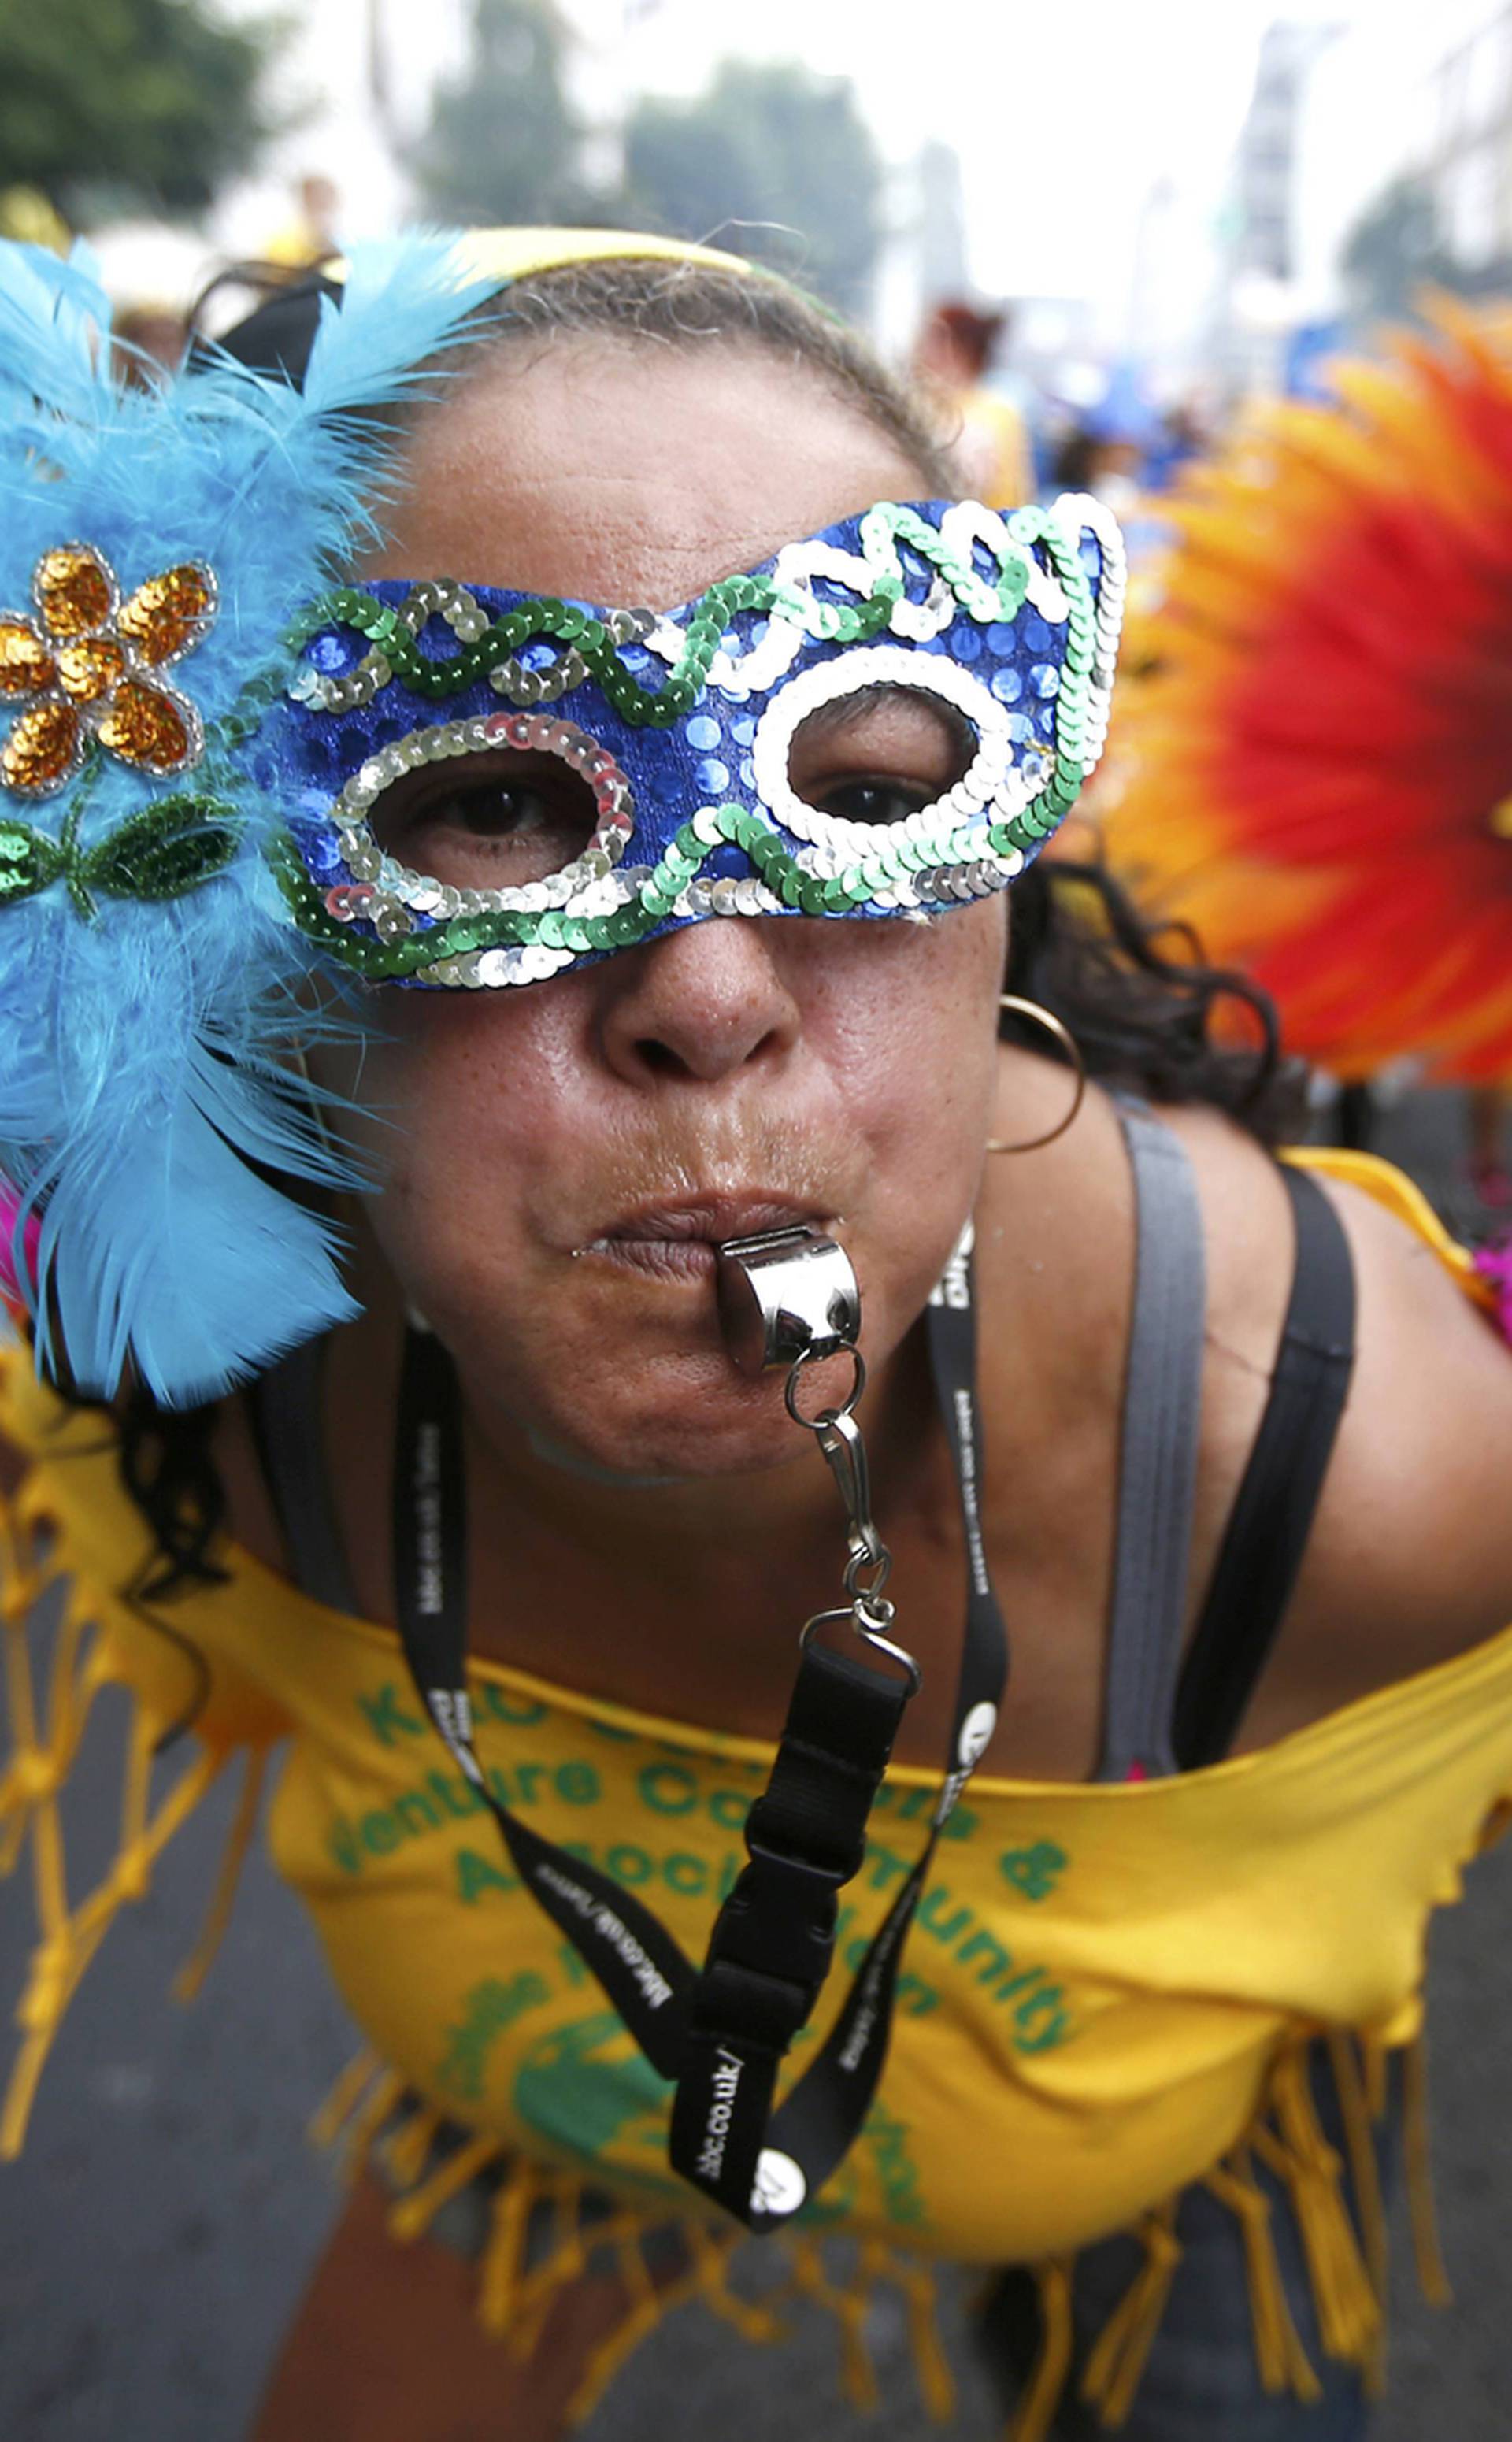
left=367, top=752, right=600, bottom=887
left=424, top=781, right=555, bottom=839
left=787, top=684, right=974, bottom=824
left=814, top=776, right=939, bottom=825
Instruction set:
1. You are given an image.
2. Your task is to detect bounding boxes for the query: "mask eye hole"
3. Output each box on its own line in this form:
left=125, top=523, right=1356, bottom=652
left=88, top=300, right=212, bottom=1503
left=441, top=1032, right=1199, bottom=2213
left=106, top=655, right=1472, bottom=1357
left=332, top=713, right=636, bottom=902
left=369, top=747, right=598, bottom=887
left=787, top=683, right=975, bottom=827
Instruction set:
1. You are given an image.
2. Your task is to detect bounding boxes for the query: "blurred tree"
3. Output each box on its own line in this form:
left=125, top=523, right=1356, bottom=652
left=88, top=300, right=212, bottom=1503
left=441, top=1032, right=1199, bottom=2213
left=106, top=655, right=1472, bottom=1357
left=0, top=0, right=286, bottom=224
left=622, top=61, right=884, bottom=317
left=410, top=0, right=587, bottom=228
left=1341, top=176, right=1462, bottom=323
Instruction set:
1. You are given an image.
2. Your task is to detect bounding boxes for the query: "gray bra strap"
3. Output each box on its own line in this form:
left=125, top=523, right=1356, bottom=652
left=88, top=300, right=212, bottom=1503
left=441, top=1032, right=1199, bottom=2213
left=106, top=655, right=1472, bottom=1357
left=250, top=1336, right=361, bottom=1617
left=1096, top=1101, right=1208, bottom=1781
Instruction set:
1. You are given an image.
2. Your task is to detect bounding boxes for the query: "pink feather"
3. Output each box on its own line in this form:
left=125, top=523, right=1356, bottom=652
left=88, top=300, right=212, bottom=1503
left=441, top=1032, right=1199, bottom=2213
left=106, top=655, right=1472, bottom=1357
left=0, top=1179, right=39, bottom=1314
left=1473, top=1236, right=1512, bottom=1346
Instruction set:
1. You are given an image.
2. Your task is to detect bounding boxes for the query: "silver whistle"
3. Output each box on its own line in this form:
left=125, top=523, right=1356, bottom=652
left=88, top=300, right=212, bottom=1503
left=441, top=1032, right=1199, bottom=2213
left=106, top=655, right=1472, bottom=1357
left=716, top=1224, right=918, bottom=1695
left=713, top=1225, right=861, bottom=1379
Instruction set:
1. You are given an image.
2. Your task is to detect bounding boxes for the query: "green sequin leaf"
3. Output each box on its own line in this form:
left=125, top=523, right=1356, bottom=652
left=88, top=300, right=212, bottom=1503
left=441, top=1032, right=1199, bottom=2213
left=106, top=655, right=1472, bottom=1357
left=79, top=796, right=243, bottom=902
left=0, top=822, right=65, bottom=903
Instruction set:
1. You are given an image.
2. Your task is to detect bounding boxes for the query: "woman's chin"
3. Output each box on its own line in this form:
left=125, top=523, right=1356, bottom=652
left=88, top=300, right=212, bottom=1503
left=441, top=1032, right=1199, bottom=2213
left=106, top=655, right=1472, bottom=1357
left=448, top=1326, right=798, bottom=1484
left=517, top=1391, right=800, bottom=1487
left=439, top=1276, right=889, bottom=1485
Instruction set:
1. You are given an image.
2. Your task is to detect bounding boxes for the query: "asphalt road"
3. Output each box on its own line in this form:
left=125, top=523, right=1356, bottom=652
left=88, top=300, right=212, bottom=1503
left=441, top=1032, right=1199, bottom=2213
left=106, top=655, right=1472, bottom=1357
left=2, top=1088, right=1509, bottom=2441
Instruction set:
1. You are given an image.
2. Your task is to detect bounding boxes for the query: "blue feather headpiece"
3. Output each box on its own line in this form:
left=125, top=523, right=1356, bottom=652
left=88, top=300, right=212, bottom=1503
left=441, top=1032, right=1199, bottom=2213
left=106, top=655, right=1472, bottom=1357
left=0, top=234, right=500, bottom=1407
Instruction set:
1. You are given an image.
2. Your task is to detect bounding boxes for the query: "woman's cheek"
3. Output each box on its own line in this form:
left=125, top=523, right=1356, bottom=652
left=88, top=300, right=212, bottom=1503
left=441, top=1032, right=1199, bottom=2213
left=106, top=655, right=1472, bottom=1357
left=332, top=998, right=576, bottom=1289
left=823, top=912, right=1003, bottom=1317
left=329, top=899, right=1003, bottom=1360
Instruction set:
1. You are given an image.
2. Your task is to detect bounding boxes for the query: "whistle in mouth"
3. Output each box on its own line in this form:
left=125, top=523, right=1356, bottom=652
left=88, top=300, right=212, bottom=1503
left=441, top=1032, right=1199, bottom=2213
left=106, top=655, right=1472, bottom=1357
left=714, top=1225, right=861, bottom=1379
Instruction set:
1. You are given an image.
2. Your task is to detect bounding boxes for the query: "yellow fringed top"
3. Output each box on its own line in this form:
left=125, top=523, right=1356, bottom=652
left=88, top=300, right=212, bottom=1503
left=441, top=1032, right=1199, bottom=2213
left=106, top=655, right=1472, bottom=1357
left=0, top=1148, right=1505, bottom=2436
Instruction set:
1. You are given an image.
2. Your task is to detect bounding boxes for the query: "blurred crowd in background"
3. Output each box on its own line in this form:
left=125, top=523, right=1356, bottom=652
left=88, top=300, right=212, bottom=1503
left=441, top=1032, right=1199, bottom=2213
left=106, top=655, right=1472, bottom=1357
left=5, top=0, right=1512, bottom=1210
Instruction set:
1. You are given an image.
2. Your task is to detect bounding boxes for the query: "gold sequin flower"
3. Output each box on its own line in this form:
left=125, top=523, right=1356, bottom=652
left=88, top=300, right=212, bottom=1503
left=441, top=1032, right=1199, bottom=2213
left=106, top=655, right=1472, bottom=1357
left=0, top=544, right=217, bottom=797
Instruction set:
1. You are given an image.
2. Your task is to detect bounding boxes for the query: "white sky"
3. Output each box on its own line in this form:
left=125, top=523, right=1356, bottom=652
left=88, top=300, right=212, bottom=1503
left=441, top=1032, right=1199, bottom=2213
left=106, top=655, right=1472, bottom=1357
left=197, top=0, right=1505, bottom=358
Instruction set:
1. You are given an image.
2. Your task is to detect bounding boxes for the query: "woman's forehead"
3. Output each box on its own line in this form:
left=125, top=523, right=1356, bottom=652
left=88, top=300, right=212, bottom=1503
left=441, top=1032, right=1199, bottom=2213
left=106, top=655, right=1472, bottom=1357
left=361, top=337, right=930, bottom=611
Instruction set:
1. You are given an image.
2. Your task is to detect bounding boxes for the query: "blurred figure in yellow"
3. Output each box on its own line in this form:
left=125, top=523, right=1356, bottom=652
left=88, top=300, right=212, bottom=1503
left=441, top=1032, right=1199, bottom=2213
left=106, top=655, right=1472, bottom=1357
left=914, top=298, right=1032, bottom=507
left=0, top=186, right=70, bottom=254
left=263, top=172, right=342, bottom=275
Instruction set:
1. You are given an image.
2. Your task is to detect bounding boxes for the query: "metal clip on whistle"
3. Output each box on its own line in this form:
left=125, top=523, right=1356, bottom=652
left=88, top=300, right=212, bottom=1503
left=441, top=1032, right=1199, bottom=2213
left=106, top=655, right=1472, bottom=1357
left=715, top=1226, right=919, bottom=1695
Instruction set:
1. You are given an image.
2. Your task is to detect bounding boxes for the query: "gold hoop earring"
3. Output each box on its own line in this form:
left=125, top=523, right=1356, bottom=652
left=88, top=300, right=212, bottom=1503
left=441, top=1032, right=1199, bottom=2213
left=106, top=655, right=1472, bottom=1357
left=987, top=995, right=1087, bottom=1154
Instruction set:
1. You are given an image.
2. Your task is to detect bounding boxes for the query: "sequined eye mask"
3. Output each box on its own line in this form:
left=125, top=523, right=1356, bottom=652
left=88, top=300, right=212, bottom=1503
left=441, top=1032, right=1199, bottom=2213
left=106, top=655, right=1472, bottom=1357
left=272, top=495, right=1125, bottom=988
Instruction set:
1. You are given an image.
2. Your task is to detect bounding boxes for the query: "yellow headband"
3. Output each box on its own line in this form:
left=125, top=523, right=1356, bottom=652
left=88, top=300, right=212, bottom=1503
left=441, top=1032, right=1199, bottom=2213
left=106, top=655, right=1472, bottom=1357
left=447, top=225, right=759, bottom=287
left=329, top=225, right=759, bottom=296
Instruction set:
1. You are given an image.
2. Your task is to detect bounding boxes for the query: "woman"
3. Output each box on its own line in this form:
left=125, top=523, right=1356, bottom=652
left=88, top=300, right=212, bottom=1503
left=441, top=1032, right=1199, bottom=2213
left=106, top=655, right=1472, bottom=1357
left=2, top=230, right=1510, bottom=2442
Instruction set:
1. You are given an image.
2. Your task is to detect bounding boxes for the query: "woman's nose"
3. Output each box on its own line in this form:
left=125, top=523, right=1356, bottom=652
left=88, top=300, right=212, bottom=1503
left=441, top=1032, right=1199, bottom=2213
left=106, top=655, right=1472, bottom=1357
left=596, top=913, right=802, bottom=1087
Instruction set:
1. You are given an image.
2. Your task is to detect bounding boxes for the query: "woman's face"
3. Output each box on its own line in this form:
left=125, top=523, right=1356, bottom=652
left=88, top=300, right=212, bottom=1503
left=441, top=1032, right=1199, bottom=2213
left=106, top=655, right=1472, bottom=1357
left=339, top=334, right=1006, bottom=1477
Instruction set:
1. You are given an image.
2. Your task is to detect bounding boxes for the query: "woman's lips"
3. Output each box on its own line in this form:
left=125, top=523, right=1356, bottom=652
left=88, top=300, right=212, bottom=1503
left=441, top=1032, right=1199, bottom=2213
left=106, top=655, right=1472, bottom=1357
left=584, top=1238, right=721, bottom=1283
left=575, top=1195, right=826, bottom=1283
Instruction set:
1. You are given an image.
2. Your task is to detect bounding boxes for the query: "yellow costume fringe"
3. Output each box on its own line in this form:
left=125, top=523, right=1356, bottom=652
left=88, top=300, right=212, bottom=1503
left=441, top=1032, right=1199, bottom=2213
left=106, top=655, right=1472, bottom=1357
left=0, top=1473, right=261, bottom=2158
left=303, top=2021, right=1447, bottom=2440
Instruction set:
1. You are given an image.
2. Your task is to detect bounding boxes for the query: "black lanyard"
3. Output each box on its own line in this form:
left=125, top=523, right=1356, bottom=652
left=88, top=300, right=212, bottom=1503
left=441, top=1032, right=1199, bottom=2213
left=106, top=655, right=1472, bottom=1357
left=391, top=1250, right=1007, bottom=2229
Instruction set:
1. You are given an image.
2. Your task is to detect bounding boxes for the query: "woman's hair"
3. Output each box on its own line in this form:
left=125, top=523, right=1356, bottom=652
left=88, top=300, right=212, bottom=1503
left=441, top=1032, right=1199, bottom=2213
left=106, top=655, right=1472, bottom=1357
left=1004, top=856, right=1292, bottom=1136
left=208, top=253, right=961, bottom=494
left=105, top=250, right=1295, bottom=1592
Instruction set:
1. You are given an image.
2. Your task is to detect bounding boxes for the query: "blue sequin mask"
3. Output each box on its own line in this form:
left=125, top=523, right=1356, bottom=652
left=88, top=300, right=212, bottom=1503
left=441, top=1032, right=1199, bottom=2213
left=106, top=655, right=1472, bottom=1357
left=272, top=494, right=1125, bottom=988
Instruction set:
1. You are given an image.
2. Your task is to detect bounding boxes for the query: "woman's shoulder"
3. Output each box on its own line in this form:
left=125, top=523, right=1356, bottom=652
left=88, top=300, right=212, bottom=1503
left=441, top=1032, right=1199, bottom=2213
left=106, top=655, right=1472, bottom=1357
left=984, top=1089, right=1512, bottom=1745
left=0, top=1334, right=97, bottom=1454
left=0, top=1340, right=301, bottom=1740
left=1171, top=1108, right=1512, bottom=1737
left=1301, top=1141, right=1512, bottom=1638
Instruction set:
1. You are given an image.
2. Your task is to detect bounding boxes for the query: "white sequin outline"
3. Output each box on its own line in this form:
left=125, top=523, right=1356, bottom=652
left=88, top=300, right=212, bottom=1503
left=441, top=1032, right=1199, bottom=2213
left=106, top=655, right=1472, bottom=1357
left=747, top=645, right=1021, bottom=866
left=324, top=709, right=638, bottom=930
